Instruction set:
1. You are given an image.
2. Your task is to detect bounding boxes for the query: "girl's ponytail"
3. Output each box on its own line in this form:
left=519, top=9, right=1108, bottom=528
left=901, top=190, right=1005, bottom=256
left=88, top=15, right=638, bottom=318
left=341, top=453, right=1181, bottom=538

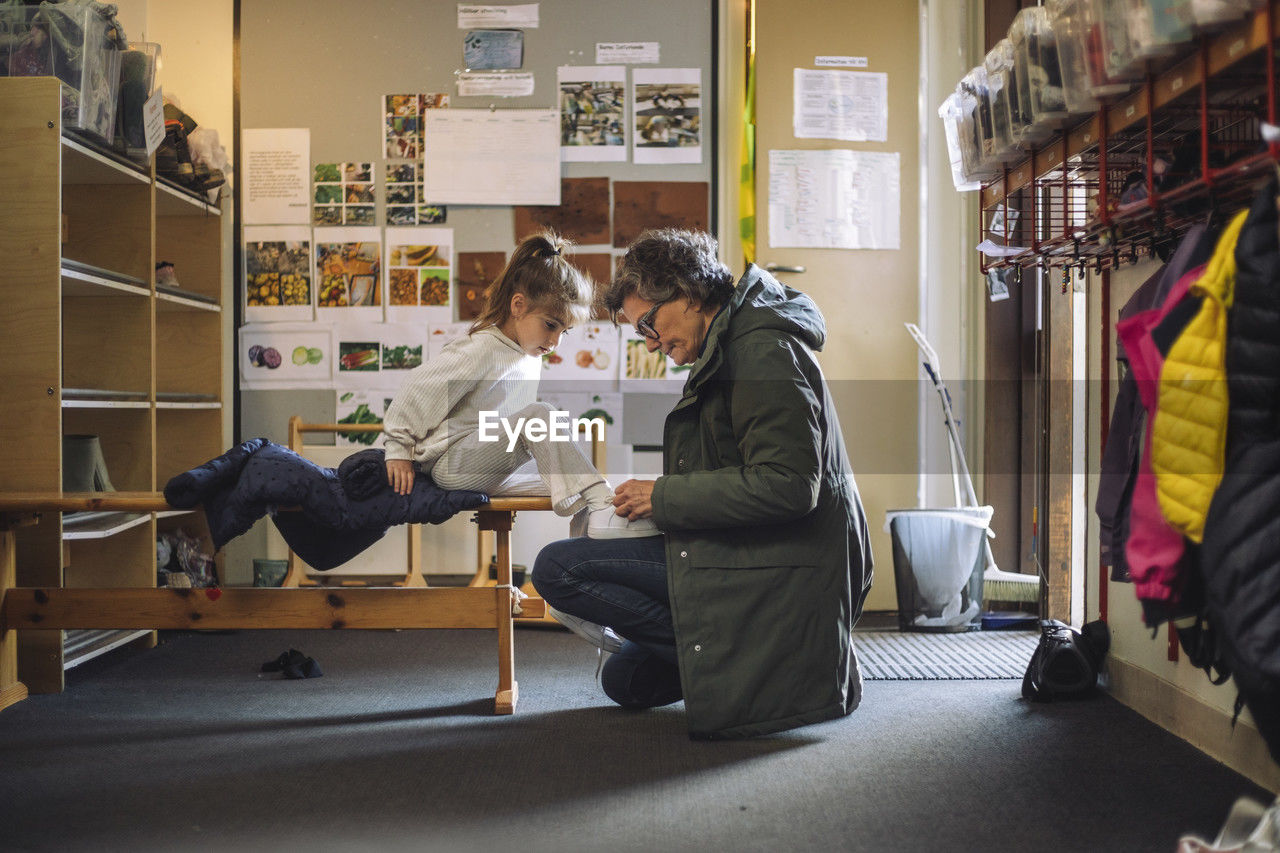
left=471, top=231, right=594, bottom=333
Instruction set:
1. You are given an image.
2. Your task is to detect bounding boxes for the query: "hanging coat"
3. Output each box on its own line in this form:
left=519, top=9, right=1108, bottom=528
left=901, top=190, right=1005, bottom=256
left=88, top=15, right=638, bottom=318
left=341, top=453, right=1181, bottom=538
left=1200, top=177, right=1280, bottom=761
left=1116, top=260, right=1205, bottom=623
left=1096, top=223, right=1214, bottom=584
left=651, top=265, right=873, bottom=739
left=1151, top=209, right=1249, bottom=543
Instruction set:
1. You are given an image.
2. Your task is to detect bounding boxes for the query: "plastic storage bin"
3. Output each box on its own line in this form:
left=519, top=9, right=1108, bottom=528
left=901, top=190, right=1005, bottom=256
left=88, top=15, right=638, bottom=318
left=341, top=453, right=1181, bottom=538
left=115, top=42, right=160, bottom=158
left=1, top=3, right=122, bottom=141
left=1048, top=0, right=1103, bottom=114
left=1011, top=6, right=1070, bottom=141
left=958, top=66, right=1002, bottom=181
left=1082, top=0, right=1144, bottom=95
left=984, top=40, right=1022, bottom=161
left=1124, top=0, right=1194, bottom=63
left=886, top=506, right=993, bottom=633
left=938, top=92, right=983, bottom=190
left=1187, top=0, right=1255, bottom=31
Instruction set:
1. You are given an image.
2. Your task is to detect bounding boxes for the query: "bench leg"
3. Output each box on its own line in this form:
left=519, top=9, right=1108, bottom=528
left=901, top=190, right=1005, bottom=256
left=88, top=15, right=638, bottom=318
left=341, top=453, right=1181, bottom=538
left=493, top=521, right=517, bottom=714
left=0, top=525, right=30, bottom=711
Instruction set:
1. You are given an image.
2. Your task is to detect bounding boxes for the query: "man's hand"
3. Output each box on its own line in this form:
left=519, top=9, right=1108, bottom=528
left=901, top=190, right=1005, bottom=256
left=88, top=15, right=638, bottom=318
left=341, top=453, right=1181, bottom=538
left=612, top=478, right=656, bottom=520
left=386, top=458, right=416, bottom=495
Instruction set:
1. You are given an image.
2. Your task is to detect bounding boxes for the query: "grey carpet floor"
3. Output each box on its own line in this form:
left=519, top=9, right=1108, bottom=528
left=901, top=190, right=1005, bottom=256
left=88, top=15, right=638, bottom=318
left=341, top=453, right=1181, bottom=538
left=0, top=627, right=1270, bottom=853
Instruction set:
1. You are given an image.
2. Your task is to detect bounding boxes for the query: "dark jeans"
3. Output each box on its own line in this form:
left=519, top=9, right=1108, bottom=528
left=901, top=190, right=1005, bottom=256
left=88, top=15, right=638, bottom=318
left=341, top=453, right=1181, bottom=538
left=531, top=535, right=683, bottom=708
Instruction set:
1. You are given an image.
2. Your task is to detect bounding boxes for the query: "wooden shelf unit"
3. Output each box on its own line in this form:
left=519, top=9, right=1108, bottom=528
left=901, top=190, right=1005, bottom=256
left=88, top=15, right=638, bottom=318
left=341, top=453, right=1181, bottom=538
left=0, top=76, right=226, bottom=694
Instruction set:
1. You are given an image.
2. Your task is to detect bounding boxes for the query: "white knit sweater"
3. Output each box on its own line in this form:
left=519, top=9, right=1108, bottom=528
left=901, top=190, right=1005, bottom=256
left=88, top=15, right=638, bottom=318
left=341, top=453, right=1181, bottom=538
left=383, top=327, right=540, bottom=469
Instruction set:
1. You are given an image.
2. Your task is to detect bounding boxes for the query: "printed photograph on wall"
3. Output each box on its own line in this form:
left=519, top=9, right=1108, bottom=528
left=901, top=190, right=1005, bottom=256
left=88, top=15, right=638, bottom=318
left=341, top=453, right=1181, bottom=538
left=243, top=225, right=313, bottom=323
left=557, top=66, right=626, bottom=162
left=335, top=389, right=396, bottom=448
left=632, top=68, right=702, bottom=165
left=463, top=29, right=524, bottom=70
left=535, top=390, right=624, bottom=449
left=539, top=322, right=620, bottom=386
left=385, top=161, right=448, bottom=226
left=456, top=251, right=506, bottom=320
left=313, top=226, right=383, bottom=322
left=621, top=326, right=685, bottom=391
left=385, top=226, right=454, bottom=323
left=383, top=92, right=449, bottom=160
left=313, top=161, right=375, bottom=225
left=427, top=321, right=471, bottom=359
left=333, top=322, right=428, bottom=389
left=238, top=323, right=332, bottom=389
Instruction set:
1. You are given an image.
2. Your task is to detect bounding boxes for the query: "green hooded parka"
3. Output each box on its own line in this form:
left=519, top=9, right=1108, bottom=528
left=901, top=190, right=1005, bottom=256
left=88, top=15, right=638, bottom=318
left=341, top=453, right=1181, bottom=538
left=650, top=265, right=874, bottom=738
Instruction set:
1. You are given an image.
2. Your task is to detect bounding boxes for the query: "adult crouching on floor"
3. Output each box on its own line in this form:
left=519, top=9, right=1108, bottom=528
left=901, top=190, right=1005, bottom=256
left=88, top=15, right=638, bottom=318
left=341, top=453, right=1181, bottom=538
left=531, top=228, right=873, bottom=739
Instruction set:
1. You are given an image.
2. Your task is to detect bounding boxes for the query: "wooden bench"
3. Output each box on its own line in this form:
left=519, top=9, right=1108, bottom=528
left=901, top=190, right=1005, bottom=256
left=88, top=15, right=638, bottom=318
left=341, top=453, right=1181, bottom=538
left=0, top=484, right=554, bottom=717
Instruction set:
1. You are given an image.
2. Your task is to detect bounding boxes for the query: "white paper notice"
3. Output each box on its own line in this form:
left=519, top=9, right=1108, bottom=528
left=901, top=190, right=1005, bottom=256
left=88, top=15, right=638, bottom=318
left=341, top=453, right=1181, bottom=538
left=632, top=68, right=702, bottom=165
left=768, top=149, right=900, bottom=250
left=814, top=56, right=867, bottom=68
left=423, top=109, right=560, bottom=205
left=242, top=128, right=311, bottom=224
left=793, top=69, right=887, bottom=142
left=457, top=4, right=538, bottom=28
left=456, top=71, right=535, bottom=98
left=142, top=86, right=166, bottom=156
left=975, top=239, right=1029, bottom=258
left=596, top=42, right=659, bottom=64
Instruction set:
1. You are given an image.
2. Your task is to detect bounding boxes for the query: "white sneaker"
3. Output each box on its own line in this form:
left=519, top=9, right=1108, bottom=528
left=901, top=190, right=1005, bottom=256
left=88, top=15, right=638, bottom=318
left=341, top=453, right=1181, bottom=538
left=547, top=606, right=624, bottom=654
left=586, top=507, right=661, bottom=539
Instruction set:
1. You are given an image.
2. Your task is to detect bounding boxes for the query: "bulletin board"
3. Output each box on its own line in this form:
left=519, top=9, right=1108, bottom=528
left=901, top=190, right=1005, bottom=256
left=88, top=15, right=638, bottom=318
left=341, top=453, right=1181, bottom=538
left=237, top=0, right=716, bottom=447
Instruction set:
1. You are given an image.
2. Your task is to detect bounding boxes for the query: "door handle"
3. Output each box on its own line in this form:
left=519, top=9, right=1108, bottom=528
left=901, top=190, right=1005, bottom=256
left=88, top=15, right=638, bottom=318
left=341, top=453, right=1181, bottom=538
left=764, top=263, right=806, bottom=274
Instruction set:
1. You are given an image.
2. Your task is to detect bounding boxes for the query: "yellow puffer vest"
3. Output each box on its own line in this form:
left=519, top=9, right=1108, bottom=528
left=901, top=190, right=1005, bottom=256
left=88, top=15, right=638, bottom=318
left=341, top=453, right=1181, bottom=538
left=1151, top=209, right=1248, bottom=543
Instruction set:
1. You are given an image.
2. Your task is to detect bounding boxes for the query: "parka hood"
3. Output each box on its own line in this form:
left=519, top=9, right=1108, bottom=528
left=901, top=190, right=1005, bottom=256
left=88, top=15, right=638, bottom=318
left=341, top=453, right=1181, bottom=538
left=681, top=265, right=827, bottom=398
left=722, top=264, right=827, bottom=351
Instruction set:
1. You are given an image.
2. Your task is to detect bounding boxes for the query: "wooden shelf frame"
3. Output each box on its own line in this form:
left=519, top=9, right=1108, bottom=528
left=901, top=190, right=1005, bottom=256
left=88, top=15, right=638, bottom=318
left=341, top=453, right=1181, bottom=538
left=0, top=76, right=227, bottom=695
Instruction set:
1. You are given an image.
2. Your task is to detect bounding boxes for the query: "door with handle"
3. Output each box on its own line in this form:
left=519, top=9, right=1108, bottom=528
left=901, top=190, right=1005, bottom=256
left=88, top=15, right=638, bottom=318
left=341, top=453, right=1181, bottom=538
left=751, top=0, right=921, bottom=611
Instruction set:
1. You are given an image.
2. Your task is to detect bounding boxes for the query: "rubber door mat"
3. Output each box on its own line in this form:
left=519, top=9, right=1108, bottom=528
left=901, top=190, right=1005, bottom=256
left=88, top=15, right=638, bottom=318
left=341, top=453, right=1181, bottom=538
left=854, top=630, right=1038, bottom=680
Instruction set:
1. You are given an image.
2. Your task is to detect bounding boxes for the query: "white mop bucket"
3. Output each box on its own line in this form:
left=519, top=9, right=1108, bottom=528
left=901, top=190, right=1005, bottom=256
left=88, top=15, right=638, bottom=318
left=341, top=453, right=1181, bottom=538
left=885, top=506, right=993, bottom=633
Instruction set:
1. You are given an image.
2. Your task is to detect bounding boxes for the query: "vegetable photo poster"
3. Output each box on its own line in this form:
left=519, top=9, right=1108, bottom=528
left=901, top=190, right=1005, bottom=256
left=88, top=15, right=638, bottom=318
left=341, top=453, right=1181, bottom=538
left=384, top=93, right=450, bottom=160
left=335, top=389, right=397, bottom=448
left=332, top=322, right=427, bottom=390
left=313, top=226, right=383, bottom=323
left=427, top=322, right=472, bottom=359
left=536, top=390, right=624, bottom=448
left=385, top=161, right=447, bottom=227
left=538, top=322, right=620, bottom=389
left=312, top=161, right=375, bottom=225
left=384, top=226, right=454, bottom=324
left=238, top=323, right=333, bottom=389
left=620, top=326, right=685, bottom=392
left=243, top=225, right=314, bottom=324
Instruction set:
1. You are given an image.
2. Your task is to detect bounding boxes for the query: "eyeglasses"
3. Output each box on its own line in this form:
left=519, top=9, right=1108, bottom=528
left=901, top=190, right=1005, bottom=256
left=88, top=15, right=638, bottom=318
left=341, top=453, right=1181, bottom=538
left=635, top=299, right=670, bottom=340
